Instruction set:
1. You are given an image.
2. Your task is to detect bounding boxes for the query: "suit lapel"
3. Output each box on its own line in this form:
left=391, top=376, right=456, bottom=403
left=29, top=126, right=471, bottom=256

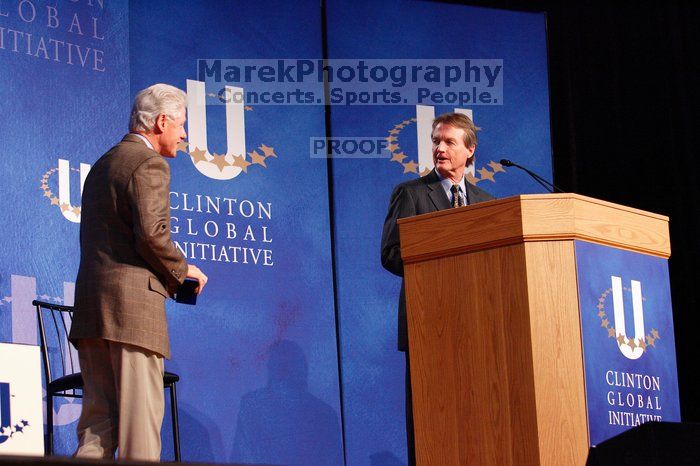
left=424, top=170, right=452, bottom=211
left=466, top=181, right=494, bottom=204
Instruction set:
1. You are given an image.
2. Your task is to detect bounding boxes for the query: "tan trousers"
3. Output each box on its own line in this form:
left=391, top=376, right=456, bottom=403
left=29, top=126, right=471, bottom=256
left=73, top=339, right=164, bottom=461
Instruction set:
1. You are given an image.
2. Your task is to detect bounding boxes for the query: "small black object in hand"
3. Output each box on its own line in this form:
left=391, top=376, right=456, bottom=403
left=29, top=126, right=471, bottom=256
left=176, top=278, right=198, bottom=305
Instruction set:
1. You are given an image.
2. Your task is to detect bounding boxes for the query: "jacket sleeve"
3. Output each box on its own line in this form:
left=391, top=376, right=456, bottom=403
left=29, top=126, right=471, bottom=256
left=127, top=156, right=188, bottom=289
left=380, top=184, right=416, bottom=277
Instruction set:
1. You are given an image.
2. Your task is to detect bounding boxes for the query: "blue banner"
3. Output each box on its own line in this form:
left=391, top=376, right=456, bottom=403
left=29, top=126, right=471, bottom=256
left=2, top=0, right=552, bottom=463
left=0, top=0, right=130, bottom=453
left=325, top=1, right=552, bottom=463
left=130, top=1, right=343, bottom=463
left=575, top=241, right=680, bottom=445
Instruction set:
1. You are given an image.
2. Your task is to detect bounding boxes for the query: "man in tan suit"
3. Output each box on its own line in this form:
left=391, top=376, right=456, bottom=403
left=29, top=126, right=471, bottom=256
left=69, top=83, right=208, bottom=461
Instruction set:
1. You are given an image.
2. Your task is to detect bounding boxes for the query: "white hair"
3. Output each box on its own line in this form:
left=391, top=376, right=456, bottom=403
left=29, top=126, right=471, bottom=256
left=129, top=83, right=187, bottom=133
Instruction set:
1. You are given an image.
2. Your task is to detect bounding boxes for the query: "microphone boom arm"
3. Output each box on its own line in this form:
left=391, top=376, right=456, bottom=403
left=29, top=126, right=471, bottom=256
left=500, top=159, right=565, bottom=193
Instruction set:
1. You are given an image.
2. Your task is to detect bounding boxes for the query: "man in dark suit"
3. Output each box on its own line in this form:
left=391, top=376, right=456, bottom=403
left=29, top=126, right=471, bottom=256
left=380, top=112, right=494, bottom=465
left=69, top=84, right=208, bottom=461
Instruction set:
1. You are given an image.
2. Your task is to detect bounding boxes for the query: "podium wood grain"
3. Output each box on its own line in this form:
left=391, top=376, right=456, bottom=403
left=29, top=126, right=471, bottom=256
left=399, top=194, right=670, bottom=264
left=399, top=194, right=669, bottom=465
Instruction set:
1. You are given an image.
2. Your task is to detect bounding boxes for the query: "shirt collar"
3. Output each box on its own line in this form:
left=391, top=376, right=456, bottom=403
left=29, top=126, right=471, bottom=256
left=130, top=132, right=154, bottom=150
left=435, top=169, right=467, bottom=197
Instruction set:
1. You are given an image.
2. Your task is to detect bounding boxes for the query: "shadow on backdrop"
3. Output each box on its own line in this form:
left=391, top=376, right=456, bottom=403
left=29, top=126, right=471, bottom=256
left=176, top=401, right=224, bottom=463
left=230, top=339, right=343, bottom=465
left=164, top=360, right=224, bottom=462
left=370, top=450, right=406, bottom=466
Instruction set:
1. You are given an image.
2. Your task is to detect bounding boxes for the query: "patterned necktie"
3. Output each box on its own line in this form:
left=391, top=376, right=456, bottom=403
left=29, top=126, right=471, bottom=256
left=450, top=184, right=463, bottom=208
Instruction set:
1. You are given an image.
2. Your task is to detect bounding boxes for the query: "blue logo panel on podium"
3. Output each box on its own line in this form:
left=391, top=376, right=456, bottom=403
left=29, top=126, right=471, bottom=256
left=575, top=241, right=680, bottom=445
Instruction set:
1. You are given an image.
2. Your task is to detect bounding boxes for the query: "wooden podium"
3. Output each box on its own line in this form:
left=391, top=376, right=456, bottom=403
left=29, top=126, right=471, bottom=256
left=397, top=194, right=670, bottom=466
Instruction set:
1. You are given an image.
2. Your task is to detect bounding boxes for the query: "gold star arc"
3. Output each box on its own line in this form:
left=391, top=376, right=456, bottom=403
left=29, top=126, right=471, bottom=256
left=596, top=289, right=659, bottom=352
left=41, top=166, right=84, bottom=219
left=249, top=150, right=267, bottom=167
left=189, top=147, right=208, bottom=164
left=488, top=161, right=506, bottom=173
left=390, top=152, right=407, bottom=163
left=402, top=161, right=418, bottom=174
left=384, top=118, right=505, bottom=185
left=259, top=144, right=277, bottom=158
left=477, top=168, right=495, bottom=183
left=209, top=154, right=231, bottom=172
left=232, top=154, right=251, bottom=173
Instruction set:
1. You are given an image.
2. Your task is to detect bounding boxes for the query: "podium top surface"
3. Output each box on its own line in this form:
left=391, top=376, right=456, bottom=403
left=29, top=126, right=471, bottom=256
left=398, top=193, right=670, bottom=262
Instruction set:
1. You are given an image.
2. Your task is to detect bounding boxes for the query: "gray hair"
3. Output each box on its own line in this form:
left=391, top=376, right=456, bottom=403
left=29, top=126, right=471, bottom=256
left=129, top=83, right=187, bottom=132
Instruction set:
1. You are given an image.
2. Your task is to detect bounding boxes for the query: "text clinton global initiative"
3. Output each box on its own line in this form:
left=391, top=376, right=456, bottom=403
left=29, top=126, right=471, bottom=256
left=170, top=192, right=273, bottom=267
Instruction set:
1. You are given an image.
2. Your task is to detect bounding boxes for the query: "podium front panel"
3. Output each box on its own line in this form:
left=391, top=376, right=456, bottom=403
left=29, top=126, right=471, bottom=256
left=574, top=241, right=680, bottom=445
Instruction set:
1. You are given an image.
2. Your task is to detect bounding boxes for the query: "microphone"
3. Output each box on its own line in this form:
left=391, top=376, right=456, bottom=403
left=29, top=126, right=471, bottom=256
left=499, top=159, right=564, bottom=193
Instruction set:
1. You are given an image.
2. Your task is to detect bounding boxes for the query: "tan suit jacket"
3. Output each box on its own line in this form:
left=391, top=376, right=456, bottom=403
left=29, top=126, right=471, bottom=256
left=69, top=134, right=188, bottom=358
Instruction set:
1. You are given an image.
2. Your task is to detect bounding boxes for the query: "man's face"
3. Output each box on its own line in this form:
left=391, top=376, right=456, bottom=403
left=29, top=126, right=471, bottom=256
left=431, top=123, right=475, bottom=181
left=158, top=109, right=187, bottom=158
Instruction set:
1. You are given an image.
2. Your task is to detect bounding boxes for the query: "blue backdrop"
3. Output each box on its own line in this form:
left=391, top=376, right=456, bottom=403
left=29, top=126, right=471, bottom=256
left=0, top=0, right=130, bottom=454
left=324, top=1, right=551, bottom=464
left=130, top=1, right=343, bottom=463
left=0, top=1, right=551, bottom=464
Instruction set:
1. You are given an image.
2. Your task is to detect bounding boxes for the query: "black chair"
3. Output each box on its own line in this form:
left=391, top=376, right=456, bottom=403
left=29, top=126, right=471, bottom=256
left=33, top=300, right=182, bottom=461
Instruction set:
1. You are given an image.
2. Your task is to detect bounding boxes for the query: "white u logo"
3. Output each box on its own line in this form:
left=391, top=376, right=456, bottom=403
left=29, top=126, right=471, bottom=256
left=611, top=276, right=646, bottom=360
left=57, top=159, right=90, bottom=223
left=185, top=79, right=246, bottom=180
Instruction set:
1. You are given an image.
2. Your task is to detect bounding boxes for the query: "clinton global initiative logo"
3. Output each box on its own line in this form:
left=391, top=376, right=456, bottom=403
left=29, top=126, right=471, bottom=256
left=41, top=79, right=281, bottom=223
left=180, top=79, right=279, bottom=180
left=596, top=276, right=660, bottom=360
left=0, top=382, right=31, bottom=445
left=386, top=105, right=507, bottom=184
left=40, top=159, right=90, bottom=223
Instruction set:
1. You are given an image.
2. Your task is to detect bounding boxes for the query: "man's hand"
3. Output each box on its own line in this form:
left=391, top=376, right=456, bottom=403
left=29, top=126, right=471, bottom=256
left=186, top=264, right=208, bottom=294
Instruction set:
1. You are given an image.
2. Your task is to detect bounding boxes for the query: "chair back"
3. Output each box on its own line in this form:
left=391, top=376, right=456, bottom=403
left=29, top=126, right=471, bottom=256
left=32, top=300, right=80, bottom=394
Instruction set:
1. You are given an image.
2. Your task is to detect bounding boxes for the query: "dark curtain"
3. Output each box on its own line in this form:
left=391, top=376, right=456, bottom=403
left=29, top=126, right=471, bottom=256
left=546, top=0, right=700, bottom=422
left=452, top=0, right=700, bottom=421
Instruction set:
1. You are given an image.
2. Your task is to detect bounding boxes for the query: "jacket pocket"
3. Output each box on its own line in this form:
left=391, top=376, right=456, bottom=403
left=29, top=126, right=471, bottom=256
left=148, top=276, right=169, bottom=298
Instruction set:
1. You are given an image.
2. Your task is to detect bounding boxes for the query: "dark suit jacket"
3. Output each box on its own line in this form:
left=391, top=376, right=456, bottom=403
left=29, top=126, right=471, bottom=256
left=380, top=169, right=495, bottom=351
left=69, top=134, right=188, bottom=359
